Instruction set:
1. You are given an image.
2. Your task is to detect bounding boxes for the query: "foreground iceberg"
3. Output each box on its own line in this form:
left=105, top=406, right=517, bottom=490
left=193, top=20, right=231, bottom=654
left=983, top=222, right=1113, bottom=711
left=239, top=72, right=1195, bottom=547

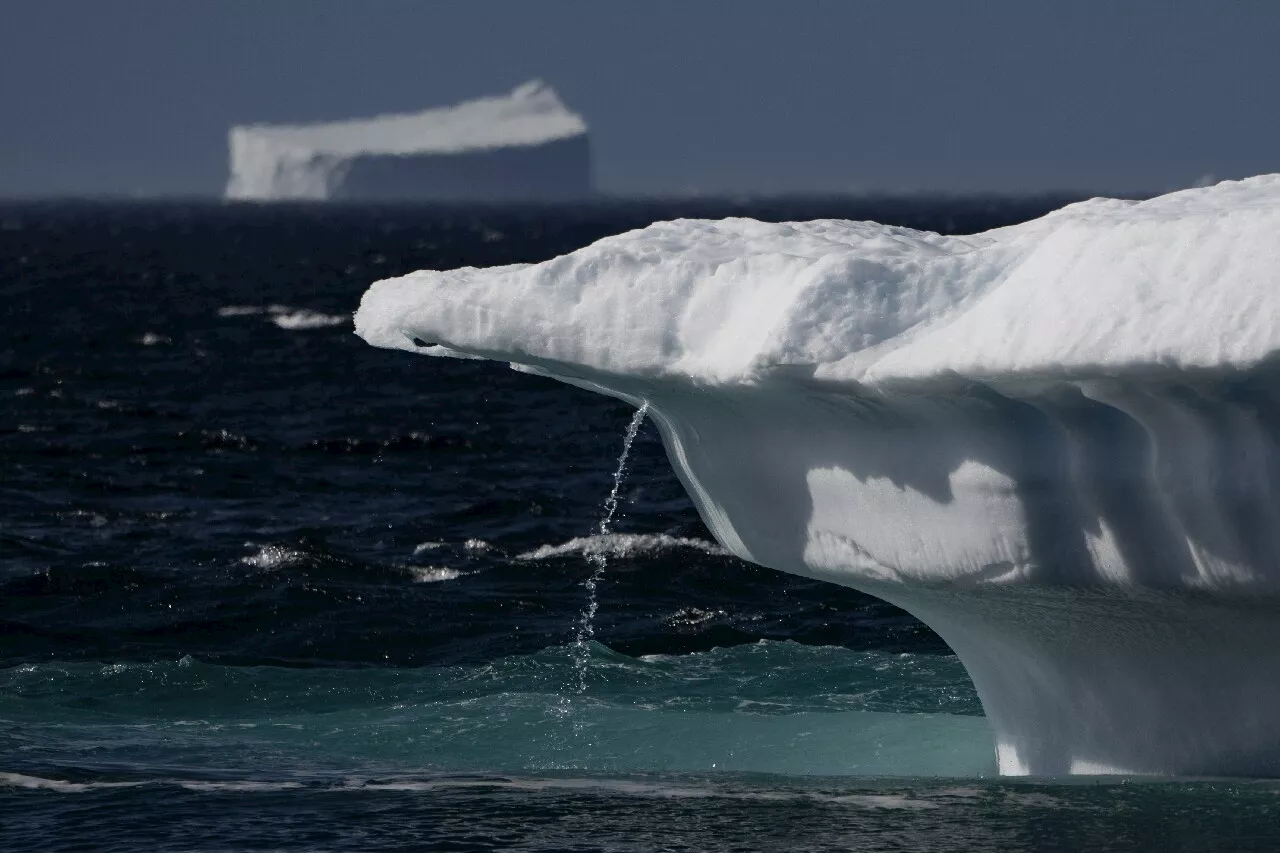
left=226, top=81, right=590, bottom=202
left=356, top=175, right=1280, bottom=776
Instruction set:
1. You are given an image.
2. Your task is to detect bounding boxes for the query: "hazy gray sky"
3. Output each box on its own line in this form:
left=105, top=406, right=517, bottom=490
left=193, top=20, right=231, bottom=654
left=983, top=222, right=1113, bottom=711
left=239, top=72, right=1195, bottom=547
left=2, top=0, right=1278, bottom=197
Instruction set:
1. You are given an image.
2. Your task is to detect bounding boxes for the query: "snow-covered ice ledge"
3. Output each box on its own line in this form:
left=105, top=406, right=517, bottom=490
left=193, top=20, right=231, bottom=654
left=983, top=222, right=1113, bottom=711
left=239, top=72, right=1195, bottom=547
left=356, top=175, right=1280, bottom=776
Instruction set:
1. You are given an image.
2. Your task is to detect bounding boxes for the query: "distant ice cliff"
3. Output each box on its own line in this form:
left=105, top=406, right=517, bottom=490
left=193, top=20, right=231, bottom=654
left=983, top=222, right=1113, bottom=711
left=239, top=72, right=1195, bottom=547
left=226, top=81, right=590, bottom=202
left=357, top=175, right=1280, bottom=777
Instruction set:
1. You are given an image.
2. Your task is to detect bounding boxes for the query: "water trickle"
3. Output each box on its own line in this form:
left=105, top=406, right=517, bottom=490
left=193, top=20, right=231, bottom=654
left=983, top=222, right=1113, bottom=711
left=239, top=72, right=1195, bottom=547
left=570, top=402, right=649, bottom=697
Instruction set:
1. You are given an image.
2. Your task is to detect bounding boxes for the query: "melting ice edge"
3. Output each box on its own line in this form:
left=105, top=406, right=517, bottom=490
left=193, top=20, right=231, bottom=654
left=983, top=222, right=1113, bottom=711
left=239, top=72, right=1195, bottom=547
left=356, top=174, right=1280, bottom=777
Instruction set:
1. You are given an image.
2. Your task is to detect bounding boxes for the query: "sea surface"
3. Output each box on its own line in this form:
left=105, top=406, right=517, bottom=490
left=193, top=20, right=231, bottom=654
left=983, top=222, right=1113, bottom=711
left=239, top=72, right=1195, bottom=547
left=3, top=197, right=1277, bottom=851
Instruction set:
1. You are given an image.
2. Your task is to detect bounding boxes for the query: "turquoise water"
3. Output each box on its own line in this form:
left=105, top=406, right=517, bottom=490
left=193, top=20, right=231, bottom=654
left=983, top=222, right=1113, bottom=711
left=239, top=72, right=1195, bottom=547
left=3, top=641, right=991, bottom=779
left=15, top=642, right=1278, bottom=851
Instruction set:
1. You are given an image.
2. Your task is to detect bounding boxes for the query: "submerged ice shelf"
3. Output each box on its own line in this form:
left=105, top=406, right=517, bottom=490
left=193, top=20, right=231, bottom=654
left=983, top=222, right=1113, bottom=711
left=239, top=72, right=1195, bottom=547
left=356, top=175, right=1280, bottom=777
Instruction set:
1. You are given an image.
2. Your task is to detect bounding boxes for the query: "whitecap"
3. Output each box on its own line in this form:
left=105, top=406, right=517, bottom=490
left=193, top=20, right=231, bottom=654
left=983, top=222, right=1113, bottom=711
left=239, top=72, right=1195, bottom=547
left=407, top=566, right=463, bottom=583
left=0, top=772, right=306, bottom=794
left=331, top=776, right=946, bottom=809
left=462, top=538, right=492, bottom=554
left=0, top=772, right=144, bottom=793
left=270, top=310, right=347, bottom=330
left=178, top=780, right=304, bottom=792
left=216, top=304, right=346, bottom=329
left=516, top=533, right=727, bottom=561
left=412, top=541, right=447, bottom=556
left=665, top=606, right=728, bottom=628
left=241, top=544, right=307, bottom=569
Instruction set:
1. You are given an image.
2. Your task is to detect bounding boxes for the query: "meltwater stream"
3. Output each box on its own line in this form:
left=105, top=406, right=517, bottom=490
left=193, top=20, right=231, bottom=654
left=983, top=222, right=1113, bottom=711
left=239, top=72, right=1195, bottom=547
left=570, top=403, right=649, bottom=701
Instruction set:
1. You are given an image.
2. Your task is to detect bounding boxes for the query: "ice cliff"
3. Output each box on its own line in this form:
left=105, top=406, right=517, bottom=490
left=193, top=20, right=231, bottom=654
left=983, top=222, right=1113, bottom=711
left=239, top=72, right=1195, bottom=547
left=356, top=175, right=1280, bottom=777
left=226, top=81, right=590, bottom=202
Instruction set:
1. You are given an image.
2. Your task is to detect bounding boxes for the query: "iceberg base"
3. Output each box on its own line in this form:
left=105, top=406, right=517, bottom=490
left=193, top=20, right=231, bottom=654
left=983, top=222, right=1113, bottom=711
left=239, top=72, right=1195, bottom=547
left=876, top=584, right=1280, bottom=777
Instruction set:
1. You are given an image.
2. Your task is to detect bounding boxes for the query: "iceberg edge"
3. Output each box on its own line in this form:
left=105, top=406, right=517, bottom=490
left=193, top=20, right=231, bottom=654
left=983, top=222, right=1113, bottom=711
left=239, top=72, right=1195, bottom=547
left=226, top=80, right=591, bottom=202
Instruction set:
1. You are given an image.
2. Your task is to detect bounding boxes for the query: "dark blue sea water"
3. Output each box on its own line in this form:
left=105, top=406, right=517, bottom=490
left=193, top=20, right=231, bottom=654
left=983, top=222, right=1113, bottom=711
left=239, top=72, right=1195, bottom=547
left=4, top=198, right=1278, bottom=851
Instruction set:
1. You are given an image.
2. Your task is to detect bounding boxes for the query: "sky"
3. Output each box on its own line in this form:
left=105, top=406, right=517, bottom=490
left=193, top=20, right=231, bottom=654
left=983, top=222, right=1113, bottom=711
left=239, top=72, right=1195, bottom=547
left=2, top=0, right=1278, bottom=198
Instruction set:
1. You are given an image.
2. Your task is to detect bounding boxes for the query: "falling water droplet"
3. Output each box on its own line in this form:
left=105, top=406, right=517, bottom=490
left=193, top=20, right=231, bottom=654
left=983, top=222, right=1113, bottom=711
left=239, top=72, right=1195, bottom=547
left=571, top=401, right=649, bottom=698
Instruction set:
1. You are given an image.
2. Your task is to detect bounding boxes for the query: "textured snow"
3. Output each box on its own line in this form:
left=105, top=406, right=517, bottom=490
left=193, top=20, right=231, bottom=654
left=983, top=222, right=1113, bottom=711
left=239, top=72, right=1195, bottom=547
left=356, top=175, right=1280, bottom=777
left=357, top=174, right=1280, bottom=384
left=226, top=80, right=586, bottom=200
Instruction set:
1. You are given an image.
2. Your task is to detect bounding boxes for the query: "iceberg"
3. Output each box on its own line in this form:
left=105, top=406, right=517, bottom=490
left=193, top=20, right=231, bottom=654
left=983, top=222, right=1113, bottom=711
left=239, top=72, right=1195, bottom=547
left=226, top=81, right=590, bottom=202
left=355, top=175, right=1280, bottom=776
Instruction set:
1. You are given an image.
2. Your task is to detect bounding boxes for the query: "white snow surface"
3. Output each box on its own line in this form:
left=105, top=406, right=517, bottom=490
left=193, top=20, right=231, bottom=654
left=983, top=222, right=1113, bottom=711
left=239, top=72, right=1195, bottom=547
left=357, top=175, right=1280, bottom=384
left=226, top=80, right=586, bottom=200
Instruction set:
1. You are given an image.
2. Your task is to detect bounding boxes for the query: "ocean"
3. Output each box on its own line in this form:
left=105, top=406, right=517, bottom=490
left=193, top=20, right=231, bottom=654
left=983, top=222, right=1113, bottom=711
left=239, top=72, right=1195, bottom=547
left=3, top=198, right=1277, bottom=851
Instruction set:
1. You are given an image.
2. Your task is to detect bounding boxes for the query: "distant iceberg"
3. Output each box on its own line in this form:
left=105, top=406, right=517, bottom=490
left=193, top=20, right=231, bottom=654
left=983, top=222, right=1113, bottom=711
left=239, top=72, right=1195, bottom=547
left=356, top=175, right=1280, bottom=777
left=226, top=81, right=590, bottom=202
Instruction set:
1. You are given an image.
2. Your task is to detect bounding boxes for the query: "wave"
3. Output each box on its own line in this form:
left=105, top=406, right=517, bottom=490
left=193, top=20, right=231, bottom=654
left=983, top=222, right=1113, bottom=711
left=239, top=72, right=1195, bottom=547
left=0, top=642, right=984, bottom=778
left=10, top=770, right=1280, bottom=853
left=270, top=310, right=347, bottom=330
left=240, top=542, right=466, bottom=583
left=0, top=772, right=303, bottom=794
left=215, top=304, right=347, bottom=329
left=0, top=772, right=145, bottom=793
left=0, top=770, right=990, bottom=810
left=240, top=543, right=309, bottom=570
left=516, top=533, right=727, bottom=561
left=407, top=566, right=464, bottom=583
left=216, top=305, right=272, bottom=317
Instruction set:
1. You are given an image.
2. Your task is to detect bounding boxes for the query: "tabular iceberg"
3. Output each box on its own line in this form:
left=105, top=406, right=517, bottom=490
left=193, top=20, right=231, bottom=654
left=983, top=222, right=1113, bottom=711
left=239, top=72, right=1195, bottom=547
left=356, top=175, right=1280, bottom=777
left=226, top=81, right=590, bottom=202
